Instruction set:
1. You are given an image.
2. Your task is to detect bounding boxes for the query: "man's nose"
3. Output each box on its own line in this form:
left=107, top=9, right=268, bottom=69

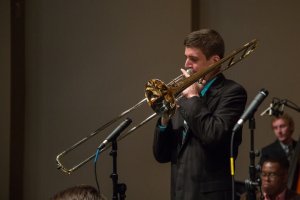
left=262, top=177, right=271, bottom=183
left=185, top=59, right=192, bottom=68
left=274, top=128, right=281, bottom=133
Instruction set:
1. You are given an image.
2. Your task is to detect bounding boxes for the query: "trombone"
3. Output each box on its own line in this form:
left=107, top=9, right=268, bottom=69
left=56, top=39, right=258, bottom=174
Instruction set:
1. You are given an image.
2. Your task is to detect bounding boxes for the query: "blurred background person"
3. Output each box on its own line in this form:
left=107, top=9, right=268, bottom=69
left=260, top=113, right=300, bottom=193
left=260, top=113, right=297, bottom=163
left=50, top=185, right=107, bottom=200
left=241, top=155, right=300, bottom=200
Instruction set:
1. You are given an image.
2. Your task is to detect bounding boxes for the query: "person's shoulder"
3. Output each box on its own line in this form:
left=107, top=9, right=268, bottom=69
left=226, top=79, right=245, bottom=89
left=286, top=189, right=300, bottom=200
left=293, top=139, right=298, bottom=146
left=260, top=140, right=287, bottom=164
left=221, top=75, right=246, bottom=93
left=212, top=74, right=247, bottom=101
left=261, top=140, right=280, bottom=154
left=239, top=191, right=261, bottom=200
left=293, top=194, right=300, bottom=200
left=261, top=140, right=278, bottom=150
left=223, top=79, right=247, bottom=99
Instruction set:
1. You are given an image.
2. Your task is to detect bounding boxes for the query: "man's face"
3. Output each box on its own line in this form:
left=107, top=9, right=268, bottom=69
left=184, top=47, right=219, bottom=78
left=272, top=118, right=293, bottom=144
left=261, top=161, right=287, bottom=196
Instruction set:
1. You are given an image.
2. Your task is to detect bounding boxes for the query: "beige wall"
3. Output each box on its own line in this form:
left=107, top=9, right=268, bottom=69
left=24, top=1, right=190, bottom=199
left=18, top=0, right=300, bottom=199
left=199, top=0, right=300, bottom=181
left=0, top=0, right=10, bottom=199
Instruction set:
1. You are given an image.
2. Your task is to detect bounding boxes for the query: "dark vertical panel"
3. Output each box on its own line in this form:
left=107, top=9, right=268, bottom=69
left=191, top=0, right=200, bottom=31
left=10, top=0, right=25, bottom=199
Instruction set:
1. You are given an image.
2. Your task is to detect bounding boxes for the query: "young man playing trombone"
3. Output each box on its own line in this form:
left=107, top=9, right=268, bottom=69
left=152, top=29, right=248, bottom=200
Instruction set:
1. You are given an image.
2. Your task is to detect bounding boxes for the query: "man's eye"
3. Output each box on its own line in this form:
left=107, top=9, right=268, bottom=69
left=261, top=172, right=279, bottom=178
left=190, top=58, right=198, bottom=62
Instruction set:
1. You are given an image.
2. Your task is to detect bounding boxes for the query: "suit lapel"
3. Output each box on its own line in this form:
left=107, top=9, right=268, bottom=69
left=204, top=74, right=225, bottom=104
left=174, top=100, right=189, bottom=155
left=274, top=140, right=288, bottom=157
left=176, top=74, right=226, bottom=156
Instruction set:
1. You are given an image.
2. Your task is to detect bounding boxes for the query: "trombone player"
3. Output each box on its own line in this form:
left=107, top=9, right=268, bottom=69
left=152, top=29, right=248, bottom=200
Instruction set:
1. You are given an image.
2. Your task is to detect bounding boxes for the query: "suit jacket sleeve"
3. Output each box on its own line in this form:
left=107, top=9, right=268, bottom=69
left=153, top=119, right=175, bottom=163
left=178, top=81, right=247, bottom=148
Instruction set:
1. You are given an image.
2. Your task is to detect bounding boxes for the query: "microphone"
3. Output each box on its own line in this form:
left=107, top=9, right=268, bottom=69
left=232, top=89, right=269, bottom=132
left=260, top=98, right=284, bottom=117
left=97, top=118, right=132, bottom=150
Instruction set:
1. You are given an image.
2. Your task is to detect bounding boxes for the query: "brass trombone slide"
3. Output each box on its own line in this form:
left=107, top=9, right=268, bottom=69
left=56, top=39, right=258, bottom=174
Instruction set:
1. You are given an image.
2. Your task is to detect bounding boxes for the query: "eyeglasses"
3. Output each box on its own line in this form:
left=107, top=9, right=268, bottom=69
left=260, top=172, right=281, bottom=179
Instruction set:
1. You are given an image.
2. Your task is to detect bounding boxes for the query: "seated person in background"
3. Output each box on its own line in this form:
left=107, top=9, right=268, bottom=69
left=241, top=156, right=300, bottom=200
left=50, top=185, right=107, bottom=200
left=260, top=113, right=297, bottom=163
left=260, top=113, right=300, bottom=193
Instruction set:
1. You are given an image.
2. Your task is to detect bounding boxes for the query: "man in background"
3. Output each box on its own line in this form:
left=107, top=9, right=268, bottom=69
left=51, top=185, right=107, bottom=200
left=241, top=156, right=300, bottom=200
left=260, top=113, right=297, bottom=163
left=260, top=113, right=300, bottom=193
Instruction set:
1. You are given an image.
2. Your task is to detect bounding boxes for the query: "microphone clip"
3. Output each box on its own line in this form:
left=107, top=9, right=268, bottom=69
left=260, top=98, right=285, bottom=117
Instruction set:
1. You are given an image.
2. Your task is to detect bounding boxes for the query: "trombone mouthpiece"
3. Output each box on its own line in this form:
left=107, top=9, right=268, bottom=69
left=186, top=68, right=193, bottom=75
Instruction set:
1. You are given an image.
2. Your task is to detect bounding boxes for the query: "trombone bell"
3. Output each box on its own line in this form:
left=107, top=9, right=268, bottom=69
left=145, top=79, right=176, bottom=117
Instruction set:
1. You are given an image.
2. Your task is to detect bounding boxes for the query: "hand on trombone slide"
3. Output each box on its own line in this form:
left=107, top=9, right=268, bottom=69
left=161, top=68, right=207, bottom=126
left=180, top=68, right=206, bottom=99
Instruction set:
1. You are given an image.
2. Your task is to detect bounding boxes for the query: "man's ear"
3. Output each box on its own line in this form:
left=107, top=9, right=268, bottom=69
left=210, top=55, right=220, bottom=63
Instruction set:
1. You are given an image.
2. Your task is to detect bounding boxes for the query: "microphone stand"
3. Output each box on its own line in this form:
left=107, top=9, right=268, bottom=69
left=245, top=115, right=260, bottom=200
left=110, top=138, right=127, bottom=200
left=96, top=118, right=131, bottom=200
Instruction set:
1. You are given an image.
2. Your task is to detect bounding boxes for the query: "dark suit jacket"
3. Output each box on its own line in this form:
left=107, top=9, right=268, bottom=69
left=153, top=74, right=247, bottom=200
left=260, top=139, right=297, bottom=164
left=288, top=137, right=300, bottom=191
left=240, top=189, right=300, bottom=200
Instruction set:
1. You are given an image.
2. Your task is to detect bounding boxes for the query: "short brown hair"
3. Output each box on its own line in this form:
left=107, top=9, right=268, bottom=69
left=271, top=113, right=295, bottom=133
left=183, top=29, right=225, bottom=59
left=51, top=185, right=106, bottom=200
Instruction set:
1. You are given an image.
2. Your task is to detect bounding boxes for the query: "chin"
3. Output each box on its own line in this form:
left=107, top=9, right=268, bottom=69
left=262, top=186, right=272, bottom=193
left=278, top=138, right=287, bottom=143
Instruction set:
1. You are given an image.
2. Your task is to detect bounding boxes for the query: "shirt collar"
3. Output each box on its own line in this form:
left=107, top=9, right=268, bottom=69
left=200, top=77, right=217, bottom=96
left=263, top=188, right=287, bottom=200
left=279, top=141, right=293, bottom=151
